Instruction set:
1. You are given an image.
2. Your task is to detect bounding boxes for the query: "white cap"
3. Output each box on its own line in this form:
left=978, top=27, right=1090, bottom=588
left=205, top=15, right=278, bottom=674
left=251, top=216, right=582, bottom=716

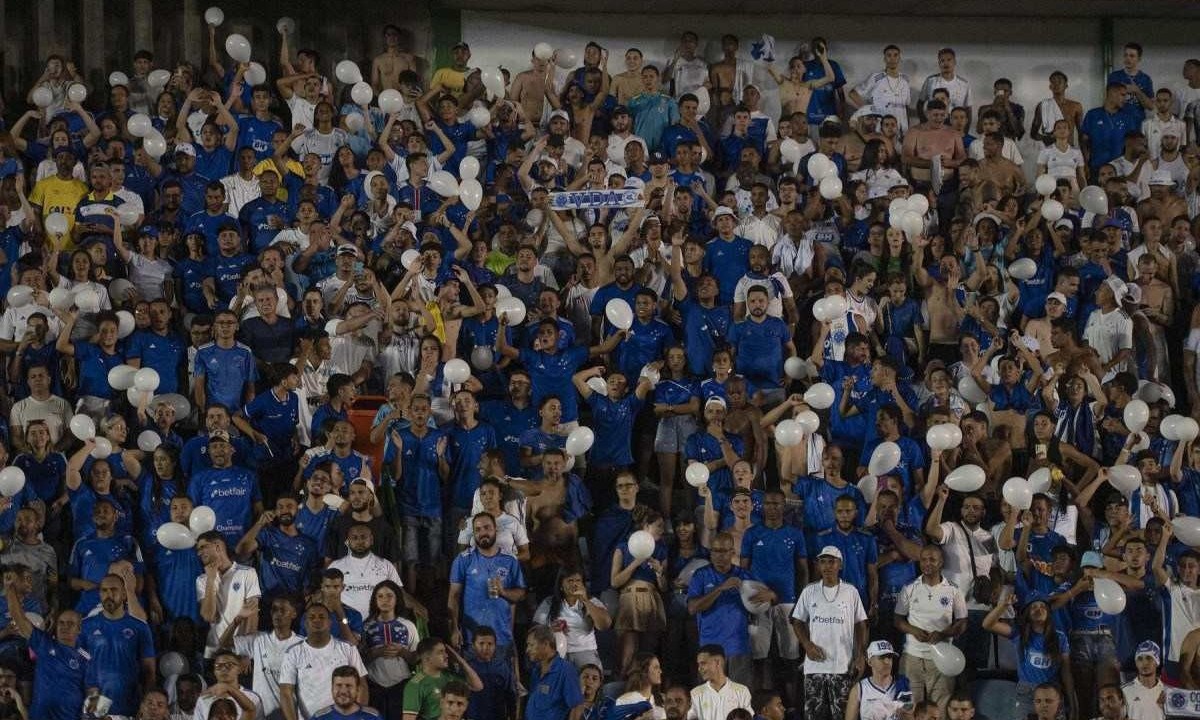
left=817, top=545, right=843, bottom=561
left=713, top=206, right=736, bottom=219
left=867, top=640, right=897, bottom=658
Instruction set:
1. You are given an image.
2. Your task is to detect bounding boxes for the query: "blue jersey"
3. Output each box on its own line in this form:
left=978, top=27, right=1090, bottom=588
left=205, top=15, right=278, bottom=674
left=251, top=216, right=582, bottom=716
left=428, top=119, right=474, bottom=172
left=80, top=613, right=156, bottom=715
left=1106, top=69, right=1154, bottom=121
left=68, top=485, right=133, bottom=539
left=294, top=502, right=340, bottom=557
left=447, top=422, right=497, bottom=509
left=29, top=628, right=89, bottom=720
left=586, top=393, right=644, bottom=467
left=1010, top=625, right=1069, bottom=684
left=237, top=115, right=284, bottom=160
left=194, top=144, right=234, bottom=181
left=793, top=476, right=866, bottom=550
left=257, top=525, right=319, bottom=597
left=817, top=527, right=878, bottom=606
left=239, top=196, right=292, bottom=252
left=742, top=523, right=807, bottom=604
left=702, top=236, right=752, bottom=305
left=13, top=451, right=66, bottom=504
left=1081, top=104, right=1143, bottom=171
left=390, top=427, right=445, bottom=518
left=684, top=431, right=744, bottom=500
left=207, top=253, right=256, bottom=302
left=678, top=298, right=732, bottom=376
left=589, top=282, right=643, bottom=318
left=124, top=329, right=185, bottom=395
left=687, top=563, right=754, bottom=654
left=152, top=541, right=204, bottom=622
left=193, top=342, right=258, bottom=409
left=449, top=549, right=526, bottom=647
left=727, top=316, right=790, bottom=391
left=518, top=346, right=589, bottom=423
left=310, top=402, right=350, bottom=440
left=803, top=59, right=847, bottom=124
left=184, top=210, right=236, bottom=256
left=69, top=533, right=142, bottom=613
left=860, top=436, right=925, bottom=495
left=188, top=465, right=261, bottom=546
left=480, top=401, right=537, bottom=474
left=615, top=318, right=673, bottom=381
left=174, top=257, right=212, bottom=314
left=180, top=433, right=254, bottom=477
left=243, top=389, right=300, bottom=459
left=526, top=655, right=585, bottom=720
left=874, top=523, right=921, bottom=606
left=72, top=341, right=124, bottom=398
left=1026, top=529, right=1069, bottom=594
left=626, top=92, right=679, bottom=151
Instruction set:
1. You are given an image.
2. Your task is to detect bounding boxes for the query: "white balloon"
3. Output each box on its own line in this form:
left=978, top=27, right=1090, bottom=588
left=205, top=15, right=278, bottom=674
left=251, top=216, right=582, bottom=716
left=189, top=506, right=217, bottom=535
left=1035, top=174, right=1057, bottom=197
left=1161, top=414, right=1186, bottom=442
left=1093, top=577, right=1127, bottom=614
left=819, top=175, right=843, bottom=200
left=858, top=474, right=878, bottom=502
left=1002, top=477, right=1033, bottom=510
left=774, top=420, right=803, bottom=447
left=109, top=71, right=130, bottom=88
left=1027, top=467, right=1053, bottom=494
left=496, top=296, right=526, bottom=325
left=378, top=89, right=404, bottom=115
left=1172, top=516, right=1200, bottom=547
left=90, top=437, right=113, bottom=459
left=868, top=441, right=902, bottom=476
left=400, top=249, right=421, bottom=271
left=74, top=288, right=101, bottom=313
left=134, top=367, right=160, bottom=392
left=276, top=16, right=296, bottom=35
left=468, top=107, right=491, bottom=128
left=565, top=427, right=595, bottom=456
left=784, top=356, right=807, bottom=380
left=1040, top=199, right=1064, bottom=223
left=244, top=62, right=267, bottom=87
left=108, top=364, right=137, bottom=391
left=444, top=358, right=471, bottom=385
left=142, top=130, right=167, bottom=160
left=795, top=410, right=820, bottom=435
left=945, top=464, right=986, bottom=493
left=907, top=194, right=930, bottom=215
left=116, top=310, right=136, bottom=338
left=586, top=376, right=608, bottom=396
left=900, top=210, right=924, bottom=240
left=156, top=522, right=196, bottom=550
left=428, top=170, right=460, bottom=197
left=925, top=423, right=962, bottom=451
left=138, top=430, right=162, bottom=452
left=344, top=113, right=364, bottom=132
left=1080, top=185, right=1108, bottom=216
left=1107, top=464, right=1142, bottom=494
left=554, top=49, right=578, bottom=69
left=459, top=156, right=481, bottom=181
left=48, top=287, right=73, bottom=309
left=1008, top=258, right=1038, bottom=281
left=350, top=81, right=373, bottom=106
left=685, top=462, right=710, bottom=488
left=605, top=299, right=634, bottom=330
left=470, top=346, right=494, bottom=371
left=628, top=530, right=655, bottom=560
left=44, top=212, right=69, bottom=236
left=693, top=86, right=712, bottom=116
left=0, top=467, right=25, bottom=498
left=807, top=153, right=837, bottom=181
left=779, top=138, right=802, bottom=164
left=335, top=60, right=363, bottom=85
left=117, top=203, right=141, bottom=227
left=70, top=414, right=96, bottom=441
left=224, top=34, right=252, bottom=64
left=957, top=376, right=987, bottom=404
left=804, top=383, right=835, bottom=410
left=159, top=650, right=189, bottom=677
left=127, top=387, right=152, bottom=406
left=534, top=43, right=555, bottom=60
left=1123, top=399, right=1150, bottom=433
left=480, top=68, right=506, bottom=101
left=459, top=178, right=483, bottom=211
left=323, top=493, right=346, bottom=510
left=31, top=87, right=53, bottom=108
left=67, top=83, right=88, bottom=104
left=5, top=285, right=32, bottom=309
left=204, top=6, right=224, bottom=25
left=1180, top=418, right=1200, bottom=443
left=147, top=69, right=171, bottom=90
left=931, top=642, right=966, bottom=677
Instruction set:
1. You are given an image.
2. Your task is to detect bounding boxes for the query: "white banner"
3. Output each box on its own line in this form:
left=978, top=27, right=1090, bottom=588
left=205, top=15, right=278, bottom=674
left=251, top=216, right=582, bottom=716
left=549, top=189, right=644, bottom=210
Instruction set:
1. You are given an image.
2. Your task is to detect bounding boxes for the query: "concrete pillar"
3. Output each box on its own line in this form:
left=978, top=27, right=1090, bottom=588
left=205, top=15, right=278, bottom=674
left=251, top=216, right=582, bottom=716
left=131, top=0, right=154, bottom=56
left=80, top=0, right=105, bottom=86
left=34, top=0, right=56, bottom=63
left=181, top=0, right=202, bottom=71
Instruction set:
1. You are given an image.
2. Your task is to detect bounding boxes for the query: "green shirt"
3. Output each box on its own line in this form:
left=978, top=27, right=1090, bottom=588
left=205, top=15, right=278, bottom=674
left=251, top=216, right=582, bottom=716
left=402, top=670, right=462, bottom=720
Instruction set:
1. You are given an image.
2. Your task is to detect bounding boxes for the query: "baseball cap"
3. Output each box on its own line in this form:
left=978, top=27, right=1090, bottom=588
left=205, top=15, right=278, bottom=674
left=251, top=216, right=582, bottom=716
left=1135, top=640, right=1161, bottom=663
left=1080, top=550, right=1104, bottom=568
left=207, top=429, right=231, bottom=445
left=612, top=105, right=630, bottom=117
left=867, top=640, right=897, bottom=658
left=1163, top=126, right=1181, bottom=138
left=549, top=109, right=570, bottom=122
left=451, top=41, right=470, bottom=52
left=1052, top=219, right=1075, bottom=232
left=713, top=206, right=736, bottom=220
left=52, top=145, right=79, bottom=160
left=1046, top=292, right=1068, bottom=305
left=704, top=396, right=727, bottom=410
left=217, top=219, right=241, bottom=235
left=649, top=151, right=668, bottom=165
left=138, top=225, right=159, bottom=239
left=1106, top=276, right=1129, bottom=304
left=336, top=243, right=360, bottom=257
left=623, top=177, right=645, bottom=191
left=349, top=477, right=376, bottom=494
left=175, top=143, right=197, bottom=157
left=817, top=546, right=843, bottom=561
left=888, top=177, right=910, bottom=190
left=1149, top=170, right=1175, bottom=186
left=400, top=221, right=418, bottom=236
left=1023, top=591, right=1050, bottom=608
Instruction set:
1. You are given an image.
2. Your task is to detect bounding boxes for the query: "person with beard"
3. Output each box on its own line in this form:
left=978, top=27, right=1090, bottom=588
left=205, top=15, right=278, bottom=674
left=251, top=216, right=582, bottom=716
left=68, top=497, right=142, bottom=615
left=726, top=286, right=794, bottom=406
left=329, top=524, right=404, bottom=618
left=189, top=430, right=264, bottom=549
left=236, top=495, right=320, bottom=602
left=80, top=574, right=156, bottom=718
left=448, top=512, right=527, bottom=654
left=193, top=647, right=266, bottom=720
left=0, top=508, right=56, bottom=607
left=180, top=404, right=255, bottom=478
left=312, top=665, right=375, bottom=720
left=326, top=478, right=400, bottom=562
left=5, top=578, right=84, bottom=720
left=480, top=373, right=538, bottom=475
left=295, top=464, right=342, bottom=557
left=236, top=363, right=302, bottom=503
left=219, top=596, right=305, bottom=720
left=197, top=530, right=262, bottom=660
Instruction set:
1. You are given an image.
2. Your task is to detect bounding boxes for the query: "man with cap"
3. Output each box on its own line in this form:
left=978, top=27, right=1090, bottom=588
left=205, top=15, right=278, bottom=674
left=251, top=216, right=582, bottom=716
left=431, top=42, right=472, bottom=99
left=318, top=243, right=365, bottom=307
left=188, top=428, right=264, bottom=548
left=792, top=545, right=868, bottom=720
left=1083, top=277, right=1135, bottom=382
left=28, top=145, right=87, bottom=242
left=687, top=531, right=769, bottom=686
left=1139, top=170, right=1188, bottom=223
left=627, top=64, right=680, bottom=153
left=844, top=640, right=912, bottom=720
left=156, top=139, right=212, bottom=215
left=702, top=205, right=753, bottom=306
left=1123, top=641, right=1165, bottom=720
left=895, top=544, right=967, bottom=708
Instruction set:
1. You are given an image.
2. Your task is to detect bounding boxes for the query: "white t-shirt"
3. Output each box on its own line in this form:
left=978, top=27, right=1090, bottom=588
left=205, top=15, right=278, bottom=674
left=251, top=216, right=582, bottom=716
left=686, top=680, right=753, bottom=720
left=234, top=630, right=306, bottom=720
left=791, top=580, right=867, bottom=675
left=10, top=394, right=72, bottom=443
left=291, top=129, right=349, bottom=182
left=279, top=638, right=368, bottom=720
left=733, top=272, right=793, bottom=319
left=287, top=96, right=317, bottom=131
left=919, top=74, right=972, bottom=114
left=327, top=552, right=403, bottom=617
left=533, top=597, right=606, bottom=653
left=1166, top=581, right=1200, bottom=663
left=1123, top=678, right=1165, bottom=720
left=222, top=173, right=262, bottom=217
left=935, top=521, right=997, bottom=608
left=1082, top=307, right=1133, bottom=381
left=457, top=511, right=529, bottom=557
left=191, top=685, right=264, bottom=720
left=894, top=577, right=968, bottom=659
left=196, top=563, right=263, bottom=657
left=854, top=73, right=912, bottom=131
left=1037, top=145, right=1085, bottom=179
left=969, top=136, right=1024, bottom=166
left=127, top=252, right=173, bottom=301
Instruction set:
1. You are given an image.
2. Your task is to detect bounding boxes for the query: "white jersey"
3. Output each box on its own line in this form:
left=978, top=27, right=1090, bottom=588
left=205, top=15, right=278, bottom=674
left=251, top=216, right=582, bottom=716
left=192, top=685, right=264, bottom=720
left=287, top=96, right=317, bottom=130
left=328, top=552, right=403, bottom=617
left=279, top=638, right=368, bottom=720
left=853, top=72, right=912, bottom=130
left=1082, top=308, right=1134, bottom=381
left=919, top=74, right=971, bottom=114
left=1037, top=145, right=1085, bottom=180
left=856, top=677, right=912, bottom=720
left=234, top=630, right=306, bottom=720
left=196, top=563, right=262, bottom=658
left=1124, top=678, right=1165, bottom=720
left=458, top=510, right=529, bottom=557
left=792, top=581, right=867, bottom=675
left=290, top=128, right=348, bottom=182
left=1143, top=115, right=1187, bottom=159
left=1166, top=581, right=1200, bottom=664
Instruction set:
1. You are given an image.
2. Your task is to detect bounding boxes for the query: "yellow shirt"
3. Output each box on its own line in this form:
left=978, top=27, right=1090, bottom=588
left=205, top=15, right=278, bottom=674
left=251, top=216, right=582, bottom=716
left=431, top=67, right=467, bottom=97
left=29, top=175, right=88, bottom=249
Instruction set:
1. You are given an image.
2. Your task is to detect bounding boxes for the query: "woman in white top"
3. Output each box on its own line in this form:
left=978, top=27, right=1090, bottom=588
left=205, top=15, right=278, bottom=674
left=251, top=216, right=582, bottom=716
left=458, top=477, right=530, bottom=560
left=615, top=652, right=666, bottom=720
left=1036, top=119, right=1086, bottom=186
left=54, top=250, right=112, bottom=310
left=113, top=219, right=172, bottom=301
left=533, top=568, right=612, bottom=671
left=851, top=140, right=906, bottom=201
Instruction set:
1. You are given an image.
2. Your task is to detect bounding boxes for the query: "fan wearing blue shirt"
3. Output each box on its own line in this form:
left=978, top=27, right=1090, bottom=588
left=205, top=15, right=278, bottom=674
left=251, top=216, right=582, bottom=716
left=193, top=310, right=258, bottom=411
left=188, top=430, right=264, bottom=547
left=235, top=362, right=302, bottom=471
left=6, top=582, right=88, bottom=720
left=125, top=299, right=186, bottom=395
left=1081, top=82, right=1144, bottom=175
left=204, top=222, right=257, bottom=304
left=858, top=406, right=926, bottom=495
left=684, top=396, right=746, bottom=502
left=815, top=496, right=879, bottom=610
left=149, top=495, right=205, bottom=623
left=687, top=531, right=772, bottom=683
left=613, top=289, right=674, bottom=382
left=79, top=574, right=156, bottom=717
left=184, top=182, right=237, bottom=255
left=448, top=513, right=528, bottom=651
left=727, top=286, right=795, bottom=400
left=56, top=310, right=125, bottom=401
left=237, top=87, right=285, bottom=161
left=702, top=207, right=752, bottom=305
left=235, top=494, right=319, bottom=600
left=68, top=498, right=142, bottom=615
left=524, top=625, right=585, bottom=720
left=313, top=664, right=378, bottom=720
left=239, top=168, right=292, bottom=252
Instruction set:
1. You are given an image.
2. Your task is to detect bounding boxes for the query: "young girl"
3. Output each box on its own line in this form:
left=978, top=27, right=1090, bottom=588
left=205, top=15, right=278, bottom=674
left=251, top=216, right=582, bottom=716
left=363, top=579, right=421, bottom=719
left=983, top=590, right=1075, bottom=720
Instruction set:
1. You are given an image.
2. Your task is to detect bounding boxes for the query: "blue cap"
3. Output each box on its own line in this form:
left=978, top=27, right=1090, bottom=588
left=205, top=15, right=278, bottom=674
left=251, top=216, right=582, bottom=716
left=1135, top=640, right=1161, bottom=662
left=1023, top=591, right=1050, bottom=608
left=1080, top=550, right=1104, bottom=568
left=139, top=225, right=159, bottom=238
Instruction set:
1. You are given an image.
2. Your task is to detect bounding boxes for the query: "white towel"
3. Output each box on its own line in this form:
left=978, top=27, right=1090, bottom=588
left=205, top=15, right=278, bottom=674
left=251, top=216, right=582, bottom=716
left=1038, top=97, right=1065, bottom=136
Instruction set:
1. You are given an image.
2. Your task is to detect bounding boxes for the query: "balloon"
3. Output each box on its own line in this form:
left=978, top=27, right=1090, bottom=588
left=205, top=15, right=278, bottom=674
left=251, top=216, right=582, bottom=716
left=807, top=153, right=837, bottom=181
left=605, top=299, right=634, bottom=330
left=397, top=249, right=420, bottom=273
left=1172, top=516, right=1200, bottom=547
left=116, top=203, right=141, bottom=227
left=90, top=437, right=113, bottom=459
left=495, top=284, right=511, bottom=299
left=1161, top=385, right=1178, bottom=408
left=628, top=530, right=655, bottom=560
left=858, top=474, right=878, bottom=503
left=957, top=376, right=987, bottom=404
left=147, top=69, right=171, bottom=90
left=1027, top=467, right=1052, bottom=494
left=1040, top=199, right=1064, bottom=223
left=586, top=376, right=608, bottom=395
left=204, top=6, right=224, bottom=25
left=1080, top=185, right=1108, bottom=216
left=153, top=393, right=192, bottom=420
left=479, top=68, right=506, bottom=101
left=459, top=156, right=481, bottom=181
left=1180, top=418, right=1200, bottom=443
left=138, top=430, right=162, bottom=452
left=1123, top=399, right=1150, bottom=433
left=4, top=285, right=31, bottom=309
left=565, top=427, right=595, bottom=456
left=224, top=34, right=252, bottom=63
left=1008, top=258, right=1038, bottom=281
left=428, top=170, right=460, bottom=197
left=554, top=49, right=578, bottom=69
left=470, top=346, right=494, bottom=371
left=534, top=43, right=554, bottom=60
left=900, top=210, right=924, bottom=239
left=323, top=493, right=346, bottom=510
left=155, top=522, right=196, bottom=550
left=350, top=81, right=373, bottom=106
left=819, top=175, right=843, bottom=200
left=496, top=296, right=526, bottom=325
left=945, top=464, right=986, bottom=493
left=784, top=356, right=807, bottom=380
left=926, top=423, right=962, bottom=451
left=813, top=294, right=848, bottom=322
left=1107, top=464, right=1142, bottom=493
left=779, top=138, right=802, bottom=164
left=115, top=310, right=136, bottom=339
left=127, top=387, right=152, bottom=406
left=109, top=71, right=129, bottom=87
left=693, top=86, right=711, bottom=116
left=1092, top=577, right=1126, bottom=614
left=276, top=16, right=296, bottom=35
left=46, top=287, right=71, bottom=310
left=45, top=212, right=69, bottom=236
left=774, top=420, right=804, bottom=447
left=795, top=410, right=820, bottom=436
left=189, top=506, right=217, bottom=535
left=740, top=579, right=772, bottom=615
left=459, top=178, right=483, bottom=211
left=1002, top=477, right=1033, bottom=510
left=804, top=383, right=835, bottom=410
left=0, top=467, right=25, bottom=498
left=335, top=60, right=363, bottom=85
left=69, top=414, right=96, bottom=441
left=931, top=642, right=967, bottom=677
left=244, top=62, right=267, bottom=87
left=685, top=462, right=710, bottom=488
left=868, top=441, right=902, bottom=476
left=1035, top=174, right=1057, bottom=196
left=134, top=367, right=161, bottom=392
left=31, top=87, right=52, bottom=108
left=344, top=113, right=364, bottom=132
left=1161, top=414, right=1186, bottom=441
left=444, top=358, right=471, bottom=385
left=159, top=650, right=189, bottom=677
left=378, top=89, right=404, bottom=114
left=107, top=365, right=137, bottom=392
left=907, top=194, right=930, bottom=215
left=67, top=83, right=87, bottom=103
left=74, top=288, right=101, bottom=313
left=142, top=130, right=167, bottom=160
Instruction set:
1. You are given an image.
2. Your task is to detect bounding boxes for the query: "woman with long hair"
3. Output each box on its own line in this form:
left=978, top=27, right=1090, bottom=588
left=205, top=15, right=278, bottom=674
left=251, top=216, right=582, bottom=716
left=328, top=143, right=364, bottom=197
left=136, top=444, right=183, bottom=551
left=533, top=568, right=612, bottom=670
left=983, top=589, right=1075, bottom=720
left=51, top=250, right=112, bottom=309
left=611, top=509, right=668, bottom=674
left=363, top=579, right=421, bottom=720
left=615, top=651, right=666, bottom=719
left=12, top=419, right=68, bottom=507
left=65, top=439, right=134, bottom=538
left=850, top=139, right=904, bottom=200
left=578, top=663, right=613, bottom=720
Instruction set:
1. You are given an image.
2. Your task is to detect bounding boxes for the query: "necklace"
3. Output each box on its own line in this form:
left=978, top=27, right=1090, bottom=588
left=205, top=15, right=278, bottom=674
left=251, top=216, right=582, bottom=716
left=821, top=582, right=840, bottom=603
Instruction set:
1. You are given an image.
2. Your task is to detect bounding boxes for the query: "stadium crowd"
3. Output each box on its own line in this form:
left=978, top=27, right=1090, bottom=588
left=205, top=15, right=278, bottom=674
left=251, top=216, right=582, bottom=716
left=1, top=10, right=1200, bottom=720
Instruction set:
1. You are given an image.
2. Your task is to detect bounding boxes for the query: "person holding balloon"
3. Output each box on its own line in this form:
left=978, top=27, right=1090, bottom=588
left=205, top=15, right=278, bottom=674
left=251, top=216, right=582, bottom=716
left=611, top=512, right=668, bottom=674
left=982, top=589, right=1076, bottom=720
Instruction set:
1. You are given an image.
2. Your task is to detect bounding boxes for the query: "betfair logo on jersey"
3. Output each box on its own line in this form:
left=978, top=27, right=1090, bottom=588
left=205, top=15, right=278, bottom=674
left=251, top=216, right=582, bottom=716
left=550, top=189, right=643, bottom=210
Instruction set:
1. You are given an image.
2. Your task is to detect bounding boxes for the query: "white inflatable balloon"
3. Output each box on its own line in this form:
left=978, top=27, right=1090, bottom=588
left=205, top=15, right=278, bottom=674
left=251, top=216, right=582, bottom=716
left=858, top=474, right=878, bottom=502
left=109, top=71, right=130, bottom=88
left=224, top=34, right=252, bottom=64
left=468, top=106, right=491, bottom=128
left=189, top=506, right=217, bottom=535
left=244, top=62, right=267, bottom=86
left=480, top=68, right=506, bottom=100
left=926, top=423, right=963, bottom=451
left=378, top=89, right=404, bottom=115
left=795, top=410, right=820, bottom=435
left=1002, top=477, right=1033, bottom=510
left=907, top=194, right=930, bottom=215
left=533, top=43, right=554, bottom=60
left=134, top=367, right=161, bottom=392
left=1107, top=465, right=1142, bottom=494
left=70, top=414, right=96, bottom=441
left=142, top=130, right=167, bottom=160
left=931, top=642, right=967, bottom=677
left=1079, top=185, right=1108, bottom=216
left=1172, top=516, right=1200, bottom=547
left=1123, top=399, right=1150, bottom=433
left=335, top=60, right=363, bottom=85
left=685, top=462, right=709, bottom=488
left=1040, top=199, right=1064, bottom=223
left=779, top=138, right=802, bottom=164
left=554, top=49, right=578, bottom=69
left=900, top=210, right=924, bottom=240
left=819, top=176, right=843, bottom=200
left=45, top=212, right=69, bottom=237
left=459, top=178, right=483, bottom=211
left=1093, top=577, right=1126, bottom=614
left=868, top=441, right=902, bottom=476
left=156, top=522, right=196, bottom=550
left=90, top=437, right=113, bottom=459
left=159, top=650, right=189, bottom=677
left=957, top=376, right=987, bottom=404
left=107, top=364, right=138, bottom=391
left=945, top=464, right=986, bottom=493
left=459, top=156, right=481, bottom=181
left=586, top=376, right=608, bottom=396
left=67, top=83, right=88, bottom=104
left=350, top=81, right=373, bottom=106
left=147, top=69, right=171, bottom=90
left=204, top=6, right=224, bottom=25
left=470, top=346, right=494, bottom=372
left=496, top=296, right=526, bottom=325
left=774, top=420, right=804, bottom=447
left=1008, top=258, right=1038, bottom=281
left=0, top=467, right=25, bottom=498
left=428, top=170, right=460, bottom=197
left=1161, top=414, right=1185, bottom=442
left=116, top=310, right=136, bottom=338
left=1027, top=467, right=1053, bottom=494
left=5, top=285, right=32, bottom=309
left=31, top=87, right=53, bottom=108
left=605, top=299, right=634, bottom=330
left=1035, top=174, right=1057, bottom=197
left=628, top=530, right=655, bottom=560
left=806, top=153, right=837, bottom=181
left=444, top=358, right=471, bottom=384
left=565, top=427, right=595, bottom=456
left=804, top=383, right=835, bottom=410
left=138, top=430, right=162, bottom=452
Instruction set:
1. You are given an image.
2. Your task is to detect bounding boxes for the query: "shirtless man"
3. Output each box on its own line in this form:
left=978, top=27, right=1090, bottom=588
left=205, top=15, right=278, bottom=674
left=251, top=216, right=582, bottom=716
left=508, top=449, right=579, bottom=568
left=975, top=132, right=1026, bottom=197
left=509, top=52, right=552, bottom=128
left=901, top=100, right=966, bottom=184
left=611, top=49, right=645, bottom=106
left=709, top=34, right=743, bottom=117
left=768, top=50, right=835, bottom=120
left=1030, top=71, right=1084, bottom=145
left=724, top=377, right=766, bottom=471
left=1137, top=173, right=1188, bottom=227
left=371, top=25, right=417, bottom=92
left=913, top=241, right=965, bottom=362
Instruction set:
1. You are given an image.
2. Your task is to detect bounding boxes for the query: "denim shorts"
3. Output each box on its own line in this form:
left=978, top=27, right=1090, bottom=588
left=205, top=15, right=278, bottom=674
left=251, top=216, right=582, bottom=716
left=401, top=515, right=443, bottom=564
